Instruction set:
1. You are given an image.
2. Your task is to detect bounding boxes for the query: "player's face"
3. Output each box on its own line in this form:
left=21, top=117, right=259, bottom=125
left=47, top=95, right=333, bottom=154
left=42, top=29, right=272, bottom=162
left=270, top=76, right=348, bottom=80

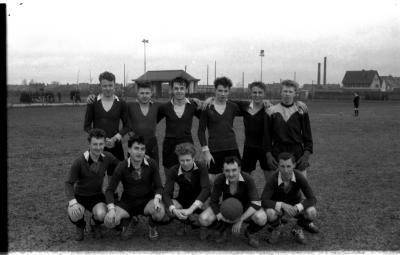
left=223, top=162, right=240, bottom=183
left=178, top=154, right=195, bottom=171
left=281, top=85, right=296, bottom=105
left=278, top=158, right=295, bottom=182
left=129, top=142, right=146, bottom=162
left=100, top=79, right=115, bottom=98
left=251, top=86, right=265, bottom=104
left=215, top=85, right=230, bottom=102
left=137, top=87, right=153, bottom=104
left=89, top=137, right=105, bottom=157
left=172, top=83, right=187, bottom=100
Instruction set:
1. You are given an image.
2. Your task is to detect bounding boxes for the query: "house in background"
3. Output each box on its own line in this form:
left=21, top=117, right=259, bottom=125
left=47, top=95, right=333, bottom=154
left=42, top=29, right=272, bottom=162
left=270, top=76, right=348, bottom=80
left=342, top=70, right=382, bottom=91
left=134, top=70, right=200, bottom=97
left=380, top=75, right=400, bottom=92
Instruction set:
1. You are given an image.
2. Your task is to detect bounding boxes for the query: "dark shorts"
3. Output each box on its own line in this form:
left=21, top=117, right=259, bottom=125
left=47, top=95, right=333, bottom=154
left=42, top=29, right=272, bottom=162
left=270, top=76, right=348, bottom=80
left=75, top=193, right=106, bottom=212
left=272, top=143, right=309, bottom=171
left=242, top=146, right=270, bottom=172
left=162, top=138, right=193, bottom=169
left=145, top=136, right=159, bottom=164
left=104, top=140, right=125, bottom=161
left=208, top=149, right=241, bottom=174
left=116, top=194, right=153, bottom=217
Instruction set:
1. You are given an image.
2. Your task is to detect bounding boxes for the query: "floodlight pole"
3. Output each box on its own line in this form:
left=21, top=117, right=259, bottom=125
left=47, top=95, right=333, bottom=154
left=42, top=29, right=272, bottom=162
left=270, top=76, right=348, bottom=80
left=142, top=39, right=149, bottom=73
left=259, top=49, right=264, bottom=83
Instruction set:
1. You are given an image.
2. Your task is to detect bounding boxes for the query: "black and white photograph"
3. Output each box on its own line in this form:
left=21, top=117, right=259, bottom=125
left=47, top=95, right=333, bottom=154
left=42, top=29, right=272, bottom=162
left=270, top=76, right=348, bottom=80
left=4, top=0, right=400, bottom=252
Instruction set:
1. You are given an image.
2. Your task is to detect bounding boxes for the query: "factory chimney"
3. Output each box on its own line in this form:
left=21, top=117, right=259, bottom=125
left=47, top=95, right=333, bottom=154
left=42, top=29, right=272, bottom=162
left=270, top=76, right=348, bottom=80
left=323, top=56, right=327, bottom=85
left=317, top=63, right=321, bottom=85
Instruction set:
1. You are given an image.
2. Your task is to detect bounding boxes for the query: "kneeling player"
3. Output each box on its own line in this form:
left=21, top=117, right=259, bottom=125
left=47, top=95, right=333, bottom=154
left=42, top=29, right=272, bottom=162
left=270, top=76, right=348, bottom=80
left=261, top=152, right=319, bottom=245
left=198, top=156, right=266, bottom=248
left=65, top=128, right=120, bottom=241
left=162, top=142, right=211, bottom=237
left=104, top=135, right=165, bottom=240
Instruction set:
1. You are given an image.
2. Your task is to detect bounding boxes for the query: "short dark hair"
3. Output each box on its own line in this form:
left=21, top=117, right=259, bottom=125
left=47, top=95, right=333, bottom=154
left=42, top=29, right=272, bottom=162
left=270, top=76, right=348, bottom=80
left=280, top=79, right=299, bottom=90
left=175, top=142, right=196, bottom=157
left=128, top=135, right=146, bottom=148
left=223, top=155, right=241, bottom=167
left=137, top=81, right=153, bottom=90
left=99, top=71, right=116, bottom=82
left=214, top=76, right=232, bottom=88
left=171, top=77, right=189, bottom=88
left=278, top=152, right=296, bottom=164
left=88, top=128, right=106, bottom=142
left=248, top=81, right=266, bottom=91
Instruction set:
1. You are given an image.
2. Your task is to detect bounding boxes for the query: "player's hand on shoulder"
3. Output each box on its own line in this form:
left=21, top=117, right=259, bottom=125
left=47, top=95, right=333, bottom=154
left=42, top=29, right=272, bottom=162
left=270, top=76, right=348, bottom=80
left=202, top=97, right=214, bottom=110
left=86, top=94, right=96, bottom=104
left=262, top=99, right=273, bottom=109
left=295, top=100, right=308, bottom=113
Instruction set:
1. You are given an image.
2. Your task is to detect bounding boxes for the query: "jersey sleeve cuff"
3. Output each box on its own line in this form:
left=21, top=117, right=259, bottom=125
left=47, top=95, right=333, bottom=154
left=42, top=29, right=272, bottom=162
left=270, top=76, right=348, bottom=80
left=169, top=205, right=176, bottom=213
left=68, top=199, right=78, bottom=207
left=295, top=203, right=304, bottom=213
left=202, top=146, right=210, bottom=152
left=194, top=200, right=203, bottom=209
left=275, top=202, right=282, bottom=212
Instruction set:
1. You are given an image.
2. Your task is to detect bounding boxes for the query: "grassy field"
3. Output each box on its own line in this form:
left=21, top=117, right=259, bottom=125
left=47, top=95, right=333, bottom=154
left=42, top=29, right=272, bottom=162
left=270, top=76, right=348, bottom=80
left=7, top=100, right=400, bottom=251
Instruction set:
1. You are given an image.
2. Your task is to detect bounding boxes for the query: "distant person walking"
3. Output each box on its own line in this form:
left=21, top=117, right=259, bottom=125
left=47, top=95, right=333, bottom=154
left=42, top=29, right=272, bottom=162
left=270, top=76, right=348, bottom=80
left=57, top=92, right=62, bottom=103
left=353, top=93, right=360, bottom=117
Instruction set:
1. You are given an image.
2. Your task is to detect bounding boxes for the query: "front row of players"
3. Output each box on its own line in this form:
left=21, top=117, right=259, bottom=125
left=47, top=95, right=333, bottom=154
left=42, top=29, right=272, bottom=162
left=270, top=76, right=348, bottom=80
left=66, top=128, right=319, bottom=247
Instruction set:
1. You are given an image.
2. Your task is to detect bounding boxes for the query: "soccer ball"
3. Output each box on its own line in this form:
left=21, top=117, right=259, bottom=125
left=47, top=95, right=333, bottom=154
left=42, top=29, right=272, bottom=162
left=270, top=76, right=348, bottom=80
left=220, top=197, right=243, bottom=221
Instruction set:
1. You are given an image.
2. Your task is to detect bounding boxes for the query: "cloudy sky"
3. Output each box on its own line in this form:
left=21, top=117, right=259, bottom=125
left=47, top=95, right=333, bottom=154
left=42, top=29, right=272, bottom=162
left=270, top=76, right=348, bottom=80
left=5, top=0, right=400, bottom=86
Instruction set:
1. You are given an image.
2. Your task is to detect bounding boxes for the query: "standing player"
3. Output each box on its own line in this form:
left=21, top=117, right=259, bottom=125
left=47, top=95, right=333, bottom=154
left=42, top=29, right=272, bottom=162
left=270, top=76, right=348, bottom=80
left=264, top=79, right=313, bottom=177
left=103, top=135, right=165, bottom=241
left=198, top=77, right=241, bottom=185
left=162, top=142, right=210, bottom=237
left=127, top=81, right=161, bottom=164
left=84, top=71, right=129, bottom=161
left=65, top=128, right=120, bottom=241
left=198, top=156, right=266, bottom=248
left=236, top=82, right=273, bottom=181
left=157, top=77, right=202, bottom=170
left=353, top=93, right=360, bottom=117
left=261, top=152, right=319, bottom=244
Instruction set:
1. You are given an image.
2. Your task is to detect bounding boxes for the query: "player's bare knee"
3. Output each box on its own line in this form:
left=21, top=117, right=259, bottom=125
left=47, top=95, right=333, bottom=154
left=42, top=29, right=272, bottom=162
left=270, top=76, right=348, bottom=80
left=92, top=203, right=107, bottom=221
left=304, top=206, right=317, bottom=220
left=253, top=210, right=267, bottom=226
left=266, top=209, right=278, bottom=222
left=199, top=212, right=212, bottom=227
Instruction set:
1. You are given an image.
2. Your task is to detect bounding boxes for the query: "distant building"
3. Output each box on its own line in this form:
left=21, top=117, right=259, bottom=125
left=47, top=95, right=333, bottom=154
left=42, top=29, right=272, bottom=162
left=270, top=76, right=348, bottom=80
left=342, top=70, right=382, bottom=91
left=302, top=83, right=341, bottom=91
left=134, top=70, right=200, bottom=97
left=380, top=75, right=400, bottom=92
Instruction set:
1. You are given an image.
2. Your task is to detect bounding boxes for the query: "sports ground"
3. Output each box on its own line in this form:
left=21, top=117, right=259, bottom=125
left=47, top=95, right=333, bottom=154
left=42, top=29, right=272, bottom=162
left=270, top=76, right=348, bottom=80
left=7, top=100, right=400, bottom=251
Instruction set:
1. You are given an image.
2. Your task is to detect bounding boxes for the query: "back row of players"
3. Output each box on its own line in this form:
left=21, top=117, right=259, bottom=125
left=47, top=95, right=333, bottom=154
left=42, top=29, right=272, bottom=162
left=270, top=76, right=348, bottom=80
left=66, top=71, right=318, bottom=247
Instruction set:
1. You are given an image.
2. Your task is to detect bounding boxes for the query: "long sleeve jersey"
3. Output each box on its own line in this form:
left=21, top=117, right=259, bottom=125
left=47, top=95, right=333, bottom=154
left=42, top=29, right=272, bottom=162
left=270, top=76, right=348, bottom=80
left=65, top=151, right=119, bottom=200
left=127, top=101, right=160, bottom=143
left=210, top=172, right=261, bottom=215
left=105, top=157, right=162, bottom=204
left=261, top=170, right=316, bottom=210
left=198, top=101, right=241, bottom=152
left=264, top=102, right=313, bottom=153
left=157, top=99, right=201, bottom=141
left=84, top=95, right=129, bottom=138
left=162, top=161, right=210, bottom=209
